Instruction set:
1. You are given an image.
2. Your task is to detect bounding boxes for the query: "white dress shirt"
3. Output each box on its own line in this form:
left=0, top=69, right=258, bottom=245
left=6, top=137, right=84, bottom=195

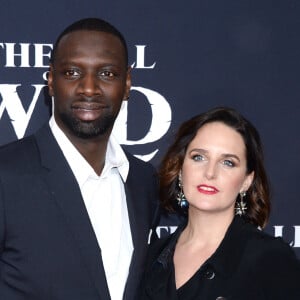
left=49, top=116, right=133, bottom=300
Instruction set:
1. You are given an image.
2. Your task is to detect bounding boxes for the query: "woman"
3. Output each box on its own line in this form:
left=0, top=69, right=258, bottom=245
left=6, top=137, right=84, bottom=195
left=140, top=107, right=300, bottom=300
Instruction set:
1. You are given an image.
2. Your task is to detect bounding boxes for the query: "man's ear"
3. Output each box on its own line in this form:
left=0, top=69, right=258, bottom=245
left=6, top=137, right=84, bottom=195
left=48, top=64, right=54, bottom=97
left=123, top=66, right=131, bottom=101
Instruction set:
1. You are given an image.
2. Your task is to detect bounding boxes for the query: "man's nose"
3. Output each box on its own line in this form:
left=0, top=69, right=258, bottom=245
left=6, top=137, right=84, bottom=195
left=78, top=74, right=101, bottom=96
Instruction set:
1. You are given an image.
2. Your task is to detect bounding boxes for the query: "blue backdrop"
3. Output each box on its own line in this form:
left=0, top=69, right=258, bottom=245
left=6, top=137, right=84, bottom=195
left=0, top=0, right=299, bottom=257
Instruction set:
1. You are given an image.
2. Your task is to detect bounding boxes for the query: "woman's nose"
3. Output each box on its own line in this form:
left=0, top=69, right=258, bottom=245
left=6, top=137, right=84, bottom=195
left=204, top=162, right=217, bottom=180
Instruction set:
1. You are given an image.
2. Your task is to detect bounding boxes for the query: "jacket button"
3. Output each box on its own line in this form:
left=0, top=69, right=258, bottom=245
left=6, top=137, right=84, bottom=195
left=216, top=297, right=226, bottom=300
left=204, top=268, right=215, bottom=279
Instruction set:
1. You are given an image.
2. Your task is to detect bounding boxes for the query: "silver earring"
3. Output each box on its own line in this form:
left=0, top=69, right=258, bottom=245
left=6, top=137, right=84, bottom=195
left=235, top=191, right=247, bottom=216
left=176, top=174, right=189, bottom=209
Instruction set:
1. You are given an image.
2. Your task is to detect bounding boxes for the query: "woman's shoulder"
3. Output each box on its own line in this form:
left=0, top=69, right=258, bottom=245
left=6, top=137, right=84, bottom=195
left=240, top=220, right=299, bottom=271
left=148, top=229, right=178, bottom=259
left=146, top=221, right=185, bottom=270
left=243, top=221, right=293, bottom=254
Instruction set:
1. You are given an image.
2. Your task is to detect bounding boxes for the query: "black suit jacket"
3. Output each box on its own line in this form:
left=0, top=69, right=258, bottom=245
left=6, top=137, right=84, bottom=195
left=140, top=216, right=300, bottom=300
left=0, top=124, right=159, bottom=300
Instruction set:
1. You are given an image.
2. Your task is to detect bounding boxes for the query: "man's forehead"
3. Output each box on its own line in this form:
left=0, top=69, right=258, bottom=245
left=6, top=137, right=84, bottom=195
left=56, top=30, right=124, bottom=55
left=60, top=29, right=121, bottom=44
left=52, top=31, right=127, bottom=69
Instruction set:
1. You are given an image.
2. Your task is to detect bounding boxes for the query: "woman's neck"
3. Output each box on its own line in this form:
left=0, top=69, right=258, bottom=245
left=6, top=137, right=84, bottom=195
left=179, top=209, right=234, bottom=249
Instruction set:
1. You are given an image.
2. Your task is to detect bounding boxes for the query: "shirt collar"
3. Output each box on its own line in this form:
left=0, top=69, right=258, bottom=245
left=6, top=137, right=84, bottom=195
left=49, top=116, right=129, bottom=187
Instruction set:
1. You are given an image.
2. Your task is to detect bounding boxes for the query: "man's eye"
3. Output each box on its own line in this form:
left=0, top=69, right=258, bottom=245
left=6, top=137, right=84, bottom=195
left=99, top=70, right=115, bottom=77
left=64, top=70, right=80, bottom=77
left=223, top=160, right=235, bottom=167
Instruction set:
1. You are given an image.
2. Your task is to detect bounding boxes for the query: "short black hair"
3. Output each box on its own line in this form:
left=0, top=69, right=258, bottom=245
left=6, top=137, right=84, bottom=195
left=50, top=17, right=128, bottom=65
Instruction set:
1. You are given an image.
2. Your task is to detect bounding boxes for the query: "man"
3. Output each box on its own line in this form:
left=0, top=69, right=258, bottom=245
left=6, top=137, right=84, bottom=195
left=0, top=18, right=159, bottom=300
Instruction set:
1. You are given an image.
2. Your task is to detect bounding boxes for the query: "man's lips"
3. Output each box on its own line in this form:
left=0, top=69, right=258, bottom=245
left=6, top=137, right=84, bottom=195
left=71, top=102, right=108, bottom=121
left=72, top=101, right=107, bottom=110
left=197, top=184, right=219, bottom=195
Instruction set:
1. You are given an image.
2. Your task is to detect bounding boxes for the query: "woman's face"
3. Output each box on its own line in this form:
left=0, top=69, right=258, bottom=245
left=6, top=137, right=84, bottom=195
left=181, top=121, right=253, bottom=216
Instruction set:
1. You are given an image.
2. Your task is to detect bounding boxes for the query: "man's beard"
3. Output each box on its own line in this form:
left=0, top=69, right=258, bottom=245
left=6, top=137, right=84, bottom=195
left=59, top=111, right=116, bottom=139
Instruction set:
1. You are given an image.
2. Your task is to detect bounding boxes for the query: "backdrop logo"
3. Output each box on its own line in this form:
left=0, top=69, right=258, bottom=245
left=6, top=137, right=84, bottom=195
left=151, top=225, right=300, bottom=248
left=113, top=86, right=171, bottom=161
left=274, top=225, right=300, bottom=248
left=0, top=84, right=44, bottom=138
left=0, top=43, right=171, bottom=161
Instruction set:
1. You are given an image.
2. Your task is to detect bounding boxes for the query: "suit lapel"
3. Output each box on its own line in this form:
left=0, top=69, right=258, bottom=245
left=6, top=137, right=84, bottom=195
left=35, top=125, right=111, bottom=300
left=123, top=160, right=154, bottom=300
left=123, top=181, right=141, bottom=300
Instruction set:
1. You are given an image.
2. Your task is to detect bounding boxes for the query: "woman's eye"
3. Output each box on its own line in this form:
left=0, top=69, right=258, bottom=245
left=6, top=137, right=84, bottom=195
left=223, top=160, right=235, bottom=167
left=192, top=154, right=204, bottom=161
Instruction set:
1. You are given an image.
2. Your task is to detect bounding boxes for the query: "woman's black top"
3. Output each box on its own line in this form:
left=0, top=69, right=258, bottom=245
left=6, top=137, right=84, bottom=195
left=139, top=216, right=300, bottom=300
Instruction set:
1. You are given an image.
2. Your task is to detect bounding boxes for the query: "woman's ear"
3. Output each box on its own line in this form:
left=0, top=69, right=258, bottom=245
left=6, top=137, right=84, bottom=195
left=241, top=171, right=254, bottom=193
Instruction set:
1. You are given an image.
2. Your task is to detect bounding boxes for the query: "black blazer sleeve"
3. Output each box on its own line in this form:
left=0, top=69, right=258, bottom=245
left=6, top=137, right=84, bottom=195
left=252, top=237, right=300, bottom=299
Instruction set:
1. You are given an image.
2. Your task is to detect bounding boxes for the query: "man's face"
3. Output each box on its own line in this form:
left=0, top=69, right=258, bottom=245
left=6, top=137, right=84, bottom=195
left=48, top=30, right=131, bottom=140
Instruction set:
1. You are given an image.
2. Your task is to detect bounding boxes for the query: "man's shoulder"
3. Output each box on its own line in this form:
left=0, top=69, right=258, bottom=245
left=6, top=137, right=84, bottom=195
left=123, top=149, right=156, bottom=173
left=0, top=132, right=41, bottom=173
left=0, top=134, right=36, bottom=156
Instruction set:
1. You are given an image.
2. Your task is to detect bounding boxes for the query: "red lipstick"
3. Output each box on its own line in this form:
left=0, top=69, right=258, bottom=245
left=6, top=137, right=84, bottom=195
left=197, top=184, right=219, bottom=195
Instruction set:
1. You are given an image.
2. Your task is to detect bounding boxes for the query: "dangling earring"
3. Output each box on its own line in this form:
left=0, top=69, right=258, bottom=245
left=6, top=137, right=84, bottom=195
left=235, top=191, right=247, bottom=216
left=176, top=173, right=189, bottom=209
